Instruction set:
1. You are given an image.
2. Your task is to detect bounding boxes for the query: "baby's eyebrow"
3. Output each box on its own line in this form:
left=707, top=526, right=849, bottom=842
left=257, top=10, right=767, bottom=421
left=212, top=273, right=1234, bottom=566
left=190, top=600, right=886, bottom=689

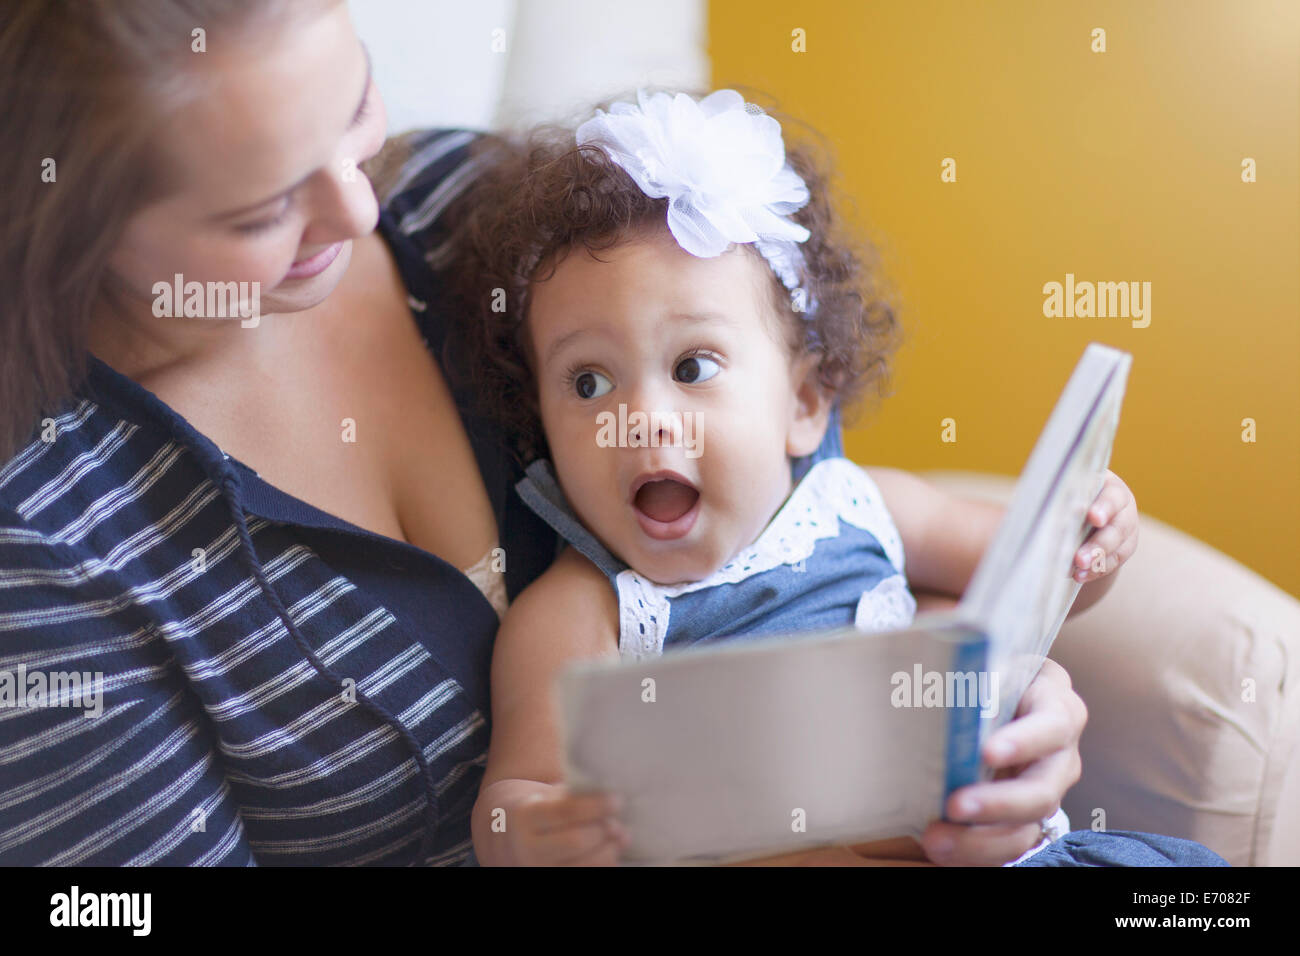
left=541, top=311, right=736, bottom=365
left=670, top=309, right=721, bottom=320
left=667, top=310, right=741, bottom=328
left=542, top=327, right=592, bottom=366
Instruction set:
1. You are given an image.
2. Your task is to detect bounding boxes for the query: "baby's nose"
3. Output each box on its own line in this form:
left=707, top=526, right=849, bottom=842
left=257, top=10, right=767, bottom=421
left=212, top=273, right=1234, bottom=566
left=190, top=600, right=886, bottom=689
left=623, top=389, right=685, bottom=448
left=650, top=410, right=684, bottom=446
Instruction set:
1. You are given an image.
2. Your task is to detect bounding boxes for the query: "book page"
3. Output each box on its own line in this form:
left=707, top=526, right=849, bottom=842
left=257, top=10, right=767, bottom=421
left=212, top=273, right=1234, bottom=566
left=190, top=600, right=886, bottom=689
left=970, top=345, right=1131, bottom=736
left=561, top=624, right=983, bottom=864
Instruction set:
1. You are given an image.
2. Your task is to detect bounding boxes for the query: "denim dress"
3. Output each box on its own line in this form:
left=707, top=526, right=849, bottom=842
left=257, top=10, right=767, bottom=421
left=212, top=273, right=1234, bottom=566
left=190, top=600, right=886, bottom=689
left=515, top=456, right=919, bottom=660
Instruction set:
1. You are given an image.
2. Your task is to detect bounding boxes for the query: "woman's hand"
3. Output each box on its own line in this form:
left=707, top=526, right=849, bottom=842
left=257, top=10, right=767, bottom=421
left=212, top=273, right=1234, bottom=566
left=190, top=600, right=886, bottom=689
left=918, top=658, right=1086, bottom=866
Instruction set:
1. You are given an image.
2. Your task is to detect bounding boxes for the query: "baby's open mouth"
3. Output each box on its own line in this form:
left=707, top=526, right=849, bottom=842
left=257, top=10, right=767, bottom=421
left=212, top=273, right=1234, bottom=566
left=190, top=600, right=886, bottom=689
left=635, top=479, right=699, bottom=523
left=630, top=473, right=700, bottom=540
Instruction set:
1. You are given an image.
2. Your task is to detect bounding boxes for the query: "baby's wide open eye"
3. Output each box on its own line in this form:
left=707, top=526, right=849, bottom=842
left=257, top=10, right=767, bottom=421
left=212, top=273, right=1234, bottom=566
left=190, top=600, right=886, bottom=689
left=674, top=354, right=721, bottom=384
left=572, top=369, right=613, bottom=399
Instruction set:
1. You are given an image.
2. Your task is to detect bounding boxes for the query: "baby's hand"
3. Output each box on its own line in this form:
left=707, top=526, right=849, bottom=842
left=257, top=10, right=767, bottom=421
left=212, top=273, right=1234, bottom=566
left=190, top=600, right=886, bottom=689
left=1072, top=469, right=1138, bottom=583
left=494, top=786, right=628, bottom=866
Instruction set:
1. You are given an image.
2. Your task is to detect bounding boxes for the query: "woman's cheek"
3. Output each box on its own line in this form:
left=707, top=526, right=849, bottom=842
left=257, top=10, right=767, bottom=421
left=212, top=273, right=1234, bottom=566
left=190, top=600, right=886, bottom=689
left=196, top=229, right=298, bottom=288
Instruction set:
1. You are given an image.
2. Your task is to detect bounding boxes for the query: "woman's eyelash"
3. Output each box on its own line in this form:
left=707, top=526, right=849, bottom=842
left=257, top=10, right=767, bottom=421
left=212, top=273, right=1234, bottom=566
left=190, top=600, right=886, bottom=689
left=350, top=88, right=372, bottom=129
left=235, top=197, right=293, bottom=235
left=233, top=87, right=372, bottom=237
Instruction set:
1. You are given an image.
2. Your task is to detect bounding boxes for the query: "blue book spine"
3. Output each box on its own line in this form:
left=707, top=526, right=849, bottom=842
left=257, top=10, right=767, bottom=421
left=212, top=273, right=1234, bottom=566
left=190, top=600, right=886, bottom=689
left=942, top=632, right=990, bottom=812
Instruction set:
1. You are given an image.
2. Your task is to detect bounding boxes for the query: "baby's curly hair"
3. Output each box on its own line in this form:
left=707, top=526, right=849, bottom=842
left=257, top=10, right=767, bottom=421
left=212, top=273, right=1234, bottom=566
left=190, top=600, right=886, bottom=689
left=439, top=92, right=904, bottom=465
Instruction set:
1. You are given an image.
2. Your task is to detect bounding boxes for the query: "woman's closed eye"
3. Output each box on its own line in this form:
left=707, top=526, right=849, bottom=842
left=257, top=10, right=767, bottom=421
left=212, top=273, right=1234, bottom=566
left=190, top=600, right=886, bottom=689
left=234, top=194, right=294, bottom=235
left=232, top=85, right=374, bottom=237
left=349, top=83, right=374, bottom=130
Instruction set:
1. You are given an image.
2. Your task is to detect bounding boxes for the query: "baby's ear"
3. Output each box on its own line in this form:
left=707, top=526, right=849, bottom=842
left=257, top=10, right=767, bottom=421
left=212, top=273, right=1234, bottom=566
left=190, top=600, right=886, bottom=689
left=786, top=352, right=834, bottom=458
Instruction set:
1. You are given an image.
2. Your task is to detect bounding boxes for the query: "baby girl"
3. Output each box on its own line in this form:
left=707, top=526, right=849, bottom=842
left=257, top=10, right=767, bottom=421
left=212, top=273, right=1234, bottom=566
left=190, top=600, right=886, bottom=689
left=444, top=90, right=1138, bottom=866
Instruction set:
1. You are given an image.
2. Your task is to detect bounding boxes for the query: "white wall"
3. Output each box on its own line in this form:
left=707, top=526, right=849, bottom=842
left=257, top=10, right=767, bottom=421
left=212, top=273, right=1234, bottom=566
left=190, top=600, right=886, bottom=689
left=348, top=0, right=514, bottom=132
left=348, top=0, right=708, bottom=133
left=493, top=0, right=708, bottom=129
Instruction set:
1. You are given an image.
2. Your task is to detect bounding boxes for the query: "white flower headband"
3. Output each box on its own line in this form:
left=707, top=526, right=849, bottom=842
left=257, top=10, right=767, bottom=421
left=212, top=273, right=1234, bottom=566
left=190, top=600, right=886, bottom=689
left=575, top=89, right=816, bottom=315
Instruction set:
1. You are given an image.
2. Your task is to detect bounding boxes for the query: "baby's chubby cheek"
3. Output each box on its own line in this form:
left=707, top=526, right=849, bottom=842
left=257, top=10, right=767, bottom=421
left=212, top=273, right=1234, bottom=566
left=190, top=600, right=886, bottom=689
left=678, top=468, right=788, bottom=578
left=723, top=487, right=778, bottom=550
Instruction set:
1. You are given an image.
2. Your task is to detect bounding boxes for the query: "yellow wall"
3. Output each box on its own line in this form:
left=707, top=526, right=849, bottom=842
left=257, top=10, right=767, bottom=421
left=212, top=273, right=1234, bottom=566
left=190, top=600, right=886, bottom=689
left=711, top=0, right=1300, bottom=596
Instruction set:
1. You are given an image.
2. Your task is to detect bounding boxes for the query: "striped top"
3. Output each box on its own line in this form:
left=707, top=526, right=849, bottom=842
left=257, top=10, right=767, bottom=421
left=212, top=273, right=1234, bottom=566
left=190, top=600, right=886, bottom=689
left=0, top=129, right=558, bottom=865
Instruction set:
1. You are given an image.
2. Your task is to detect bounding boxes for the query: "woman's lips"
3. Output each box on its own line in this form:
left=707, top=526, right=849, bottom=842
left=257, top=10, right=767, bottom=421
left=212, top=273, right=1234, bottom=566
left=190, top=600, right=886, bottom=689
left=284, top=241, right=344, bottom=280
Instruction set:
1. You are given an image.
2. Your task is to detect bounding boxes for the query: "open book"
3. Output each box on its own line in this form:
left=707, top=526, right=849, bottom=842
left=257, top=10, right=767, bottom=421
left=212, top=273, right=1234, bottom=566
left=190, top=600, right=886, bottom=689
left=558, top=343, right=1132, bottom=864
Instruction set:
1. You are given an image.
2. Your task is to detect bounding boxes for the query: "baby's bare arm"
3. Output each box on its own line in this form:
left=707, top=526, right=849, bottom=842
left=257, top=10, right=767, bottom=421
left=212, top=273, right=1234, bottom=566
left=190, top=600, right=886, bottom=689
left=471, top=547, right=621, bottom=865
left=866, top=466, right=1126, bottom=618
left=864, top=466, right=1002, bottom=599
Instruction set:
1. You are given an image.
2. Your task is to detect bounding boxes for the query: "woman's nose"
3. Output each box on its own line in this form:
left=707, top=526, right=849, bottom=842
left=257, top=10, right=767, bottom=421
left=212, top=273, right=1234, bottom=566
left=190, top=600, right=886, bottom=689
left=302, top=159, right=380, bottom=241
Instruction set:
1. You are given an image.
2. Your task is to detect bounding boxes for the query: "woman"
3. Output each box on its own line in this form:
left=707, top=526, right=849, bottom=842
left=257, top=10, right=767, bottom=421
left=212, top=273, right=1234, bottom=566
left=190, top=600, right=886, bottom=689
left=0, top=0, right=1189, bottom=866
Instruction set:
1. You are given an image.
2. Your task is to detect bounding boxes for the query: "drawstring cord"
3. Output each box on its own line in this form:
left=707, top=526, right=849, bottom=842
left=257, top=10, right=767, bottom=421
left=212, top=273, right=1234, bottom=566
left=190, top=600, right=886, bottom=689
left=215, top=471, right=441, bottom=866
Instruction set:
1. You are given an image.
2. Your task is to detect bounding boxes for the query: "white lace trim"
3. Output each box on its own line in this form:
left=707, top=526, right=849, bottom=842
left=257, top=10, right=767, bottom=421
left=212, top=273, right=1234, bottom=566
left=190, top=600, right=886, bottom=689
left=854, top=573, right=918, bottom=633
left=462, top=544, right=508, bottom=622
left=617, top=458, right=910, bottom=659
left=1004, top=807, right=1071, bottom=866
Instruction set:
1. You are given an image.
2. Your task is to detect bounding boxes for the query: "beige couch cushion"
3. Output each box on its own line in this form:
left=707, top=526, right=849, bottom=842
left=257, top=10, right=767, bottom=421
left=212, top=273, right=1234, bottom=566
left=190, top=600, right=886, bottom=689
left=921, top=470, right=1300, bottom=866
